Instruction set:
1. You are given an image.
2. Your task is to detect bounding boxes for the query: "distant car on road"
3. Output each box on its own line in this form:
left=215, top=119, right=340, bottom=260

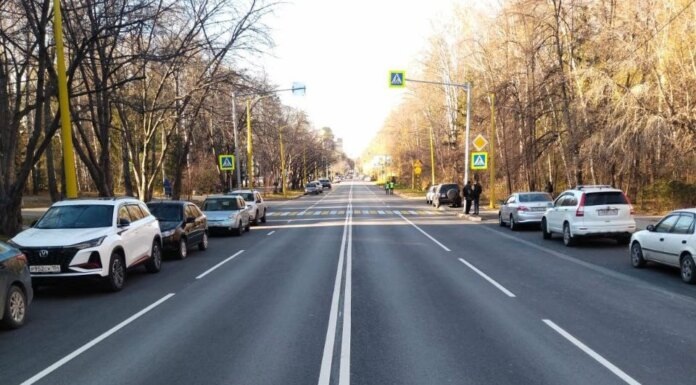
left=304, top=183, right=320, bottom=195
left=310, top=181, right=324, bottom=193
left=499, top=192, right=553, bottom=230
left=630, top=209, right=696, bottom=283
left=426, top=185, right=439, bottom=205
left=147, top=201, right=208, bottom=259
left=541, top=185, right=636, bottom=246
left=433, top=183, right=461, bottom=208
left=203, top=195, right=251, bottom=236
left=319, top=178, right=332, bottom=189
left=10, top=198, right=162, bottom=292
left=229, top=190, right=267, bottom=224
left=0, top=241, right=32, bottom=329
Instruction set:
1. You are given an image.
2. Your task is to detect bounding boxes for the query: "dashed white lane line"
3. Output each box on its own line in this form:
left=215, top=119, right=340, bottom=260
left=397, top=213, right=451, bottom=252
left=196, top=250, right=245, bottom=279
left=458, top=258, right=516, bottom=297
left=543, top=319, right=641, bottom=385
left=21, top=293, right=176, bottom=385
left=267, top=231, right=275, bottom=236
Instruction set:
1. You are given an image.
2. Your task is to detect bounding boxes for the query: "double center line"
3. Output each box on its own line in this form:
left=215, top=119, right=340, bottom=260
left=318, top=183, right=354, bottom=385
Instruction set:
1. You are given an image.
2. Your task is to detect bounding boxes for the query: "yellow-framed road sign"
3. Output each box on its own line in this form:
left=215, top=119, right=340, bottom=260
left=471, top=152, right=488, bottom=170
left=219, top=154, right=235, bottom=171
left=389, top=70, right=406, bottom=88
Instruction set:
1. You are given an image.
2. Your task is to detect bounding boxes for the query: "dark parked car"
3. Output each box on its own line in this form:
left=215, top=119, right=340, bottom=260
left=319, top=178, right=332, bottom=189
left=433, top=183, right=462, bottom=208
left=147, top=201, right=208, bottom=259
left=0, top=240, right=32, bottom=329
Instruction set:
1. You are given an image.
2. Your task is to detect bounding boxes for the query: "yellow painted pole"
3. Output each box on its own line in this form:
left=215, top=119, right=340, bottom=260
left=429, top=124, right=436, bottom=185
left=246, top=99, right=253, bottom=189
left=489, top=93, right=496, bottom=209
left=279, top=126, right=286, bottom=196
left=53, top=0, right=78, bottom=198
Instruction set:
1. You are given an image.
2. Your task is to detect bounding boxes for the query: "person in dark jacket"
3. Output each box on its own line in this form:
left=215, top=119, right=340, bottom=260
left=463, top=181, right=473, bottom=214
left=472, top=180, right=483, bottom=215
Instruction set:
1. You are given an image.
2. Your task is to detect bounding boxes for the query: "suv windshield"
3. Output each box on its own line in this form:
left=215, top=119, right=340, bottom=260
left=232, top=192, right=255, bottom=201
left=519, top=193, right=553, bottom=203
left=203, top=198, right=242, bottom=211
left=147, top=204, right=182, bottom=222
left=36, top=205, right=114, bottom=229
left=584, top=192, right=628, bottom=206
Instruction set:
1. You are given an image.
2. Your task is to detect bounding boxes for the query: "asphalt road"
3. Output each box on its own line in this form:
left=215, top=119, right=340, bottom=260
left=2, top=182, right=695, bottom=385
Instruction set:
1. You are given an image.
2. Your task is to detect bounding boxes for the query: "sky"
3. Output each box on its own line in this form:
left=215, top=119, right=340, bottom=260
left=261, top=0, right=460, bottom=158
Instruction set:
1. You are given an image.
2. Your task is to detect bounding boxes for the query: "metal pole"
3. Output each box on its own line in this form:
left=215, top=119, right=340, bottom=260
left=53, top=0, right=78, bottom=198
left=489, top=93, right=496, bottom=209
left=279, top=126, right=286, bottom=196
left=463, top=83, right=472, bottom=184
left=232, top=94, right=241, bottom=188
left=246, top=99, right=253, bottom=189
left=429, top=124, right=436, bottom=186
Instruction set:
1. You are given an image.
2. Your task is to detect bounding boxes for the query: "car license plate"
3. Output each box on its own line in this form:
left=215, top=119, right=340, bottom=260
left=30, top=265, right=61, bottom=273
left=597, top=209, right=618, bottom=216
left=532, top=207, right=546, bottom=212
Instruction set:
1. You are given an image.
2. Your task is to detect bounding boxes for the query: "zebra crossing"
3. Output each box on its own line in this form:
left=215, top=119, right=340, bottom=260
left=266, top=209, right=447, bottom=217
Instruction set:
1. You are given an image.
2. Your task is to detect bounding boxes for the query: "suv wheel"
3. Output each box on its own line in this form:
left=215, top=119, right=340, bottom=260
left=542, top=219, right=552, bottom=240
left=563, top=223, right=576, bottom=247
left=680, top=254, right=696, bottom=284
left=630, top=242, right=646, bottom=268
left=2, top=285, right=27, bottom=329
left=261, top=210, right=267, bottom=223
left=145, top=240, right=162, bottom=273
left=235, top=221, right=243, bottom=236
left=176, top=237, right=188, bottom=260
left=498, top=213, right=505, bottom=227
left=252, top=211, right=259, bottom=225
left=105, top=252, right=126, bottom=292
left=509, top=215, right=517, bottom=231
left=198, top=231, right=208, bottom=251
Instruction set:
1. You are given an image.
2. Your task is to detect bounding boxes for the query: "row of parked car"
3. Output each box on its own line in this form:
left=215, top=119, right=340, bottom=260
left=425, top=183, right=696, bottom=285
left=496, top=185, right=696, bottom=284
left=304, top=178, right=332, bottom=195
left=0, top=190, right=269, bottom=329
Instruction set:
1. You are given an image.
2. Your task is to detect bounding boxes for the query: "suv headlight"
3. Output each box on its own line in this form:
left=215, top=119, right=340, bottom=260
left=162, top=229, right=176, bottom=237
left=71, top=236, right=106, bottom=250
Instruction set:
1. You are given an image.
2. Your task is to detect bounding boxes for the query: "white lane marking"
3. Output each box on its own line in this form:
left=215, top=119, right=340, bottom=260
left=317, top=185, right=352, bottom=385
left=267, top=231, right=275, bottom=236
left=21, top=293, right=175, bottom=385
left=458, top=258, right=516, bottom=298
left=196, top=250, right=245, bottom=279
left=397, top=213, right=451, bottom=252
left=543, top=319, right=641, bottom=385
left=339, top=186, right=353, bottom=385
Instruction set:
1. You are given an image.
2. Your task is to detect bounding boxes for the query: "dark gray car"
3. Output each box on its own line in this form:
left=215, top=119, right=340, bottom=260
left=0, top=240, right=33, bottom=329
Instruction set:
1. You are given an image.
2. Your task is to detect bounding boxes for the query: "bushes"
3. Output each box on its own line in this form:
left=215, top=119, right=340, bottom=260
left=639, top=180, right=696, bottom=212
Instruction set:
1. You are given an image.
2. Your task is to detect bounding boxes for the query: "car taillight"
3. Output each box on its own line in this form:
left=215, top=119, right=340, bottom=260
left=622, top=192, right=635, bottom=215
left=517, top=206, right=529, bottom=211
left=576, top=193, right=585, bottom=217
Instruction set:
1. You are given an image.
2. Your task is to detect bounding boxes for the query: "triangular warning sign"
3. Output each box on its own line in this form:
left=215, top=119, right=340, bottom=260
left=473, top=155, right=485, bottom=167
left=222, top=157, right=232, bottom=167
left=391, top=73, right=402, bottom=85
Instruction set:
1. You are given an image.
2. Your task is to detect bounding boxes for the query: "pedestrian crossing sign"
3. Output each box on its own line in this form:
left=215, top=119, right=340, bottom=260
left=389, top=70, right=406, bottom=88
left=471, top=152, right=488, bottom=170
left=218, top=154, right=235, bottom=171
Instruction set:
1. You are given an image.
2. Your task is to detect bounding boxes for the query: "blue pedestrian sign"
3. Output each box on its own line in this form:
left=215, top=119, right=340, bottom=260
left=471, top=152, right=488, bottom=170
left=218, top=154, right=235, bottom=171
left=389, top=70, right=406, bottom=88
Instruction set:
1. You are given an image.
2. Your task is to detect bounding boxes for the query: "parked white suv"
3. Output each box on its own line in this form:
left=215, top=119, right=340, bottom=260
left=9, top=198, right=162, bottom=291
left=541, top=185, right=636, bottom=246
left=229, top=190, right=267, bottom=225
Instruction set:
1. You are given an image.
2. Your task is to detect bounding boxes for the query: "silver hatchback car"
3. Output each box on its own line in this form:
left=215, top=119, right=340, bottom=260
left=499, top=192, right=553, bottom=230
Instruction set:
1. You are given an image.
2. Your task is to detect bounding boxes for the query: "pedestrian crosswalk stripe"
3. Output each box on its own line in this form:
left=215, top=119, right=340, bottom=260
left=314, top=211, right=321, bottom=215
left=378, top=210, right=385, bottom=214
left=339, top=210, right=345, bottom=215
left=321, top=211, right=329, bottom=215
left=393, top=210, right=401, bottom=215
left=289, top=212, right=298, bottom=216
left=354, top=210, right=361, bottom=214
left=409, top=210, right=418, bottom=215
left=330, top=210, right=337, bottom=215
left=297, top=212, right=305, bottom=216
left=281, top=212, right=289, bottom=216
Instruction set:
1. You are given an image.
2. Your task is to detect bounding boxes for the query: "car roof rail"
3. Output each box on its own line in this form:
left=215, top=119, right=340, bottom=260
left=574, top=185, right=613, bottom=190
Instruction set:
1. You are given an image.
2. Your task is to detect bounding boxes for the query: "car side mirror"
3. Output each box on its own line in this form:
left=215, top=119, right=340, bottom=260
left=186, top=217, right=196, bottom=224
left=118, top=218, right=131, bottom=227
left=646, top=224, right=655, bottom=232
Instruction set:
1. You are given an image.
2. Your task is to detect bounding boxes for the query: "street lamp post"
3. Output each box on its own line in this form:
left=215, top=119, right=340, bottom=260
left=231, top=94, right=242, bottom=188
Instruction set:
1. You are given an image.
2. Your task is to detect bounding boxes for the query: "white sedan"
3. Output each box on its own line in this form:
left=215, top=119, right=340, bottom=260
left=630, top=209, right=696, bottom=283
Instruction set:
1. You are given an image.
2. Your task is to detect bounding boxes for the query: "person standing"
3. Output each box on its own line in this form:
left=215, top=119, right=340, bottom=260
left=545, top=179, right=554, bottom=197
left=463, top=180, right=473, bottom=214
left=472, top=180, right=483, bottom=216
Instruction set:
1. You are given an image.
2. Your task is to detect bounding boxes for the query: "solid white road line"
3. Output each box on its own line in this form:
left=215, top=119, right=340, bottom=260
left=21, top=293, right=176, bottom=385
left=339, top=188, right=353, bottom=385
left=267, top=231, right=275, bottom=236
left=397, top=213, right=451, bottom=252
left=543, top=319, right=641, bottom=385
left=195, top=250, right=245, bottom=279
left=458, top=258, right=516, bottom=297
